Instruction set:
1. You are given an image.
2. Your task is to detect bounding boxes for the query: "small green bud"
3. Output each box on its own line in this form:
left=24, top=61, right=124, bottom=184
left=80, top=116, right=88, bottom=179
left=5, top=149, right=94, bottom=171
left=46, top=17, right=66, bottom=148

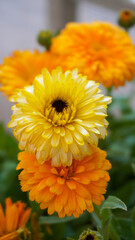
left=118, top=10, right=135, bottom=30
left=37, top=29, right=60, bottom=50
left=37, top=30, right=53, bottom=50
left=79, top=229, right=103, bottom=240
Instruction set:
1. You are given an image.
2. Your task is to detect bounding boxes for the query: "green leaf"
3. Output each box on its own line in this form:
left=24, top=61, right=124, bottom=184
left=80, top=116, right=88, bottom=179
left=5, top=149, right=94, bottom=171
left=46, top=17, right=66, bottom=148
left=131, top=163, right=135, bottom=174
left=111, top=180, right=135, bottom=207
left=67, top=238, right=75, bottom=240
left=111, top=217, right=132, bottom=240
left=39, top=215, right=76, bottom=225
left=109, top=222, right=121, bottom=240
left=29, top=200, right=42, bottom=214
left=91, top=212, right=102, bottom=229
left=100, top=209, right=112, bottom=240
left=44, top=222, right=66, bottom=240
left=100, top=196, right=127, bottom=213
left=132, top=207, right=135, bottom=239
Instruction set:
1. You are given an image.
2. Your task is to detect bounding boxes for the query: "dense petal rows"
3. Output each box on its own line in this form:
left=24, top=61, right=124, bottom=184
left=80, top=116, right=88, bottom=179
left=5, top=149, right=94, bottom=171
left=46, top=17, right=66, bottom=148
left=8, top=67, right=111, bottom=166
left=0, top=50, right=59, bottom=97
left=17, top=147, right=111, bottom=218
left=51, top=22, right=135, bottom=87
left=0, top=198, right=31, bottom=239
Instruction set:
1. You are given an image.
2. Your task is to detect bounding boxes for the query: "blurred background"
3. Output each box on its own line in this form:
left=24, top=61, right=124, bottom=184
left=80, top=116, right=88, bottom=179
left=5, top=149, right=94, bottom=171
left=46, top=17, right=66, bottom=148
left=0, top=0, right=135, bottom=126
left=0, top=3, right=135, bottom=239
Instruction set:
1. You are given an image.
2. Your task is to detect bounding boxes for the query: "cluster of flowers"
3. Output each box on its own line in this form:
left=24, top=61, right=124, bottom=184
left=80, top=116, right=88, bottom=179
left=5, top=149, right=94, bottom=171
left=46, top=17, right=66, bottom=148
left=0, top=20, right=135, bottom=239
left=8, top=66, right=112, bottom=218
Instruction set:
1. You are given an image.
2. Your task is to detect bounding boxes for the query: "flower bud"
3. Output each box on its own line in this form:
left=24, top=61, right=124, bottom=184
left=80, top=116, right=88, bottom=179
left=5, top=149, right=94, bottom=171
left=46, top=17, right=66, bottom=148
left=37, top=30, right=53, bottom=50
left=118, top=10, right=135, bottom=30
left=79, top=229, right=103, bottom=240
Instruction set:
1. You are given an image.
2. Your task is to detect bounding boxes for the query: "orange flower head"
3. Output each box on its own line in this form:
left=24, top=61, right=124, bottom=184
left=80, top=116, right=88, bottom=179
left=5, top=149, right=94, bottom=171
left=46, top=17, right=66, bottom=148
left=17, top=147, right=111, bottom=218
left=0, top=198, right=31, bottom=240
left=0, top=50, right=59, bottom=97
left=51, top=21, right=135, bottom=88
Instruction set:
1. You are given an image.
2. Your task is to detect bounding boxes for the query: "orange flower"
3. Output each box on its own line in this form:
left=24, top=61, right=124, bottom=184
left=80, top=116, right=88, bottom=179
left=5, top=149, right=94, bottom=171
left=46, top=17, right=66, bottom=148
left=51, top=22, right=135, bottom=88
left=17, top=147, right=111, bottom=218
left=0, top=198, right=31, bottom=240
left=0, top=50, right=59, bottom=97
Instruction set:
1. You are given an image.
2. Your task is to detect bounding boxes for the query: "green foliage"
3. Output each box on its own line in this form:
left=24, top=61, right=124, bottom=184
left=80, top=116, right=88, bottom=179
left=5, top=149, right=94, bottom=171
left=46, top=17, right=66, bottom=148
left=0, top=123, right=28, bottom=203
left=100, top=196, right=127, bottom=212
left=39, top=215, right=76, bottom=225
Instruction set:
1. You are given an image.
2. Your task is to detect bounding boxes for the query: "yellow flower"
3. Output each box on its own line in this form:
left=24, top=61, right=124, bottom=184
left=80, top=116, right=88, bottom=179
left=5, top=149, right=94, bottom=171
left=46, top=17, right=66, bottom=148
left=17, top=147, right=111, bottom=218
left=0, top=198, right=31, bottom=240
left=8, top=67, right=111, bottom=166
left=51, top=22, right=135, bottom=88
left=0, top=50, right=59, bottom=97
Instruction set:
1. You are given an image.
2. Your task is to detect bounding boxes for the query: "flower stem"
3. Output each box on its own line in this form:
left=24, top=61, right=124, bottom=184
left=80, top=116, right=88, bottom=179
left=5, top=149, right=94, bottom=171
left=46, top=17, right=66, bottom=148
left=106, top=86, right=113, bottom=96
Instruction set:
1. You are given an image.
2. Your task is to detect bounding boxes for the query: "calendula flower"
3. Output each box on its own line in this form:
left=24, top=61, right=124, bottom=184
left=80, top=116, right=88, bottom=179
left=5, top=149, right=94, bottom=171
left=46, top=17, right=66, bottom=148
left=51, top=22, right=135, bottom=88
left=17, top=147, right=111, bottom=218
left=0, top=50, right=58, bottom=97
left=8, top=67, right=111, bottom=166
left=0, top=198, right=31, bottom=240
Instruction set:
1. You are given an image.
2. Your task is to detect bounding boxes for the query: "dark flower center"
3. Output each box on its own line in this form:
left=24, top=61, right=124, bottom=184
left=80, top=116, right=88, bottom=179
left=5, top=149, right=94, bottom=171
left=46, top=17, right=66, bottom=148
left=52, top=99, right=67, bottom=113
left=85, top=235, right=94, bottom=240
left=123, top=10, right=131, bottom=16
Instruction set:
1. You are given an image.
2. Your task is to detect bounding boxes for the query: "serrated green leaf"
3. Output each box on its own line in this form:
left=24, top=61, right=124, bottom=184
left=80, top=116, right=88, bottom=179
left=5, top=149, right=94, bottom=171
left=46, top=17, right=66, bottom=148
left=100, top=196, right=127, bottom=213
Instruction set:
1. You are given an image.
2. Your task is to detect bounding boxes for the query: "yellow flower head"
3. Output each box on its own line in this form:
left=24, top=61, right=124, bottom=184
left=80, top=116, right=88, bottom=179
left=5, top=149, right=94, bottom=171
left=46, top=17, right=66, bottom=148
left=0, top=50, right=58, bottom=97
left=0, top=198, right=31, bottom=240
left=17, top=147, right=111, bottom=218
left=8, top=67, right=111, bottom=166
left=51, top=22, right=135, bottom=88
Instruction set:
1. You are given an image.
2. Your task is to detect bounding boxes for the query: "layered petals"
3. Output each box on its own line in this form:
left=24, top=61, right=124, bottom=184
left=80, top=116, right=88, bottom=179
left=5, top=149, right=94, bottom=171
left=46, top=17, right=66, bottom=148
left=0, top=50, right=59, bottom=97
left=51, top=22, right=135, bottom=87
left=8, top=67, right=111, bottom=166
left=17, top=147, right=111, bottom=218
left=0, top=198, right=31, bottom=239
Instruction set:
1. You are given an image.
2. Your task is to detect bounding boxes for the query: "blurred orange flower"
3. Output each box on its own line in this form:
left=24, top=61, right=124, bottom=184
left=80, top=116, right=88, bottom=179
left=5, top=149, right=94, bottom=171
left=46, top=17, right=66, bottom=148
left=17, top=147, right=111, bottom=218
left=0, top=50, right=59, bottom=97
left=0, top=198, right=31, bottom=240
left=51, top=22, right=135, bottom=88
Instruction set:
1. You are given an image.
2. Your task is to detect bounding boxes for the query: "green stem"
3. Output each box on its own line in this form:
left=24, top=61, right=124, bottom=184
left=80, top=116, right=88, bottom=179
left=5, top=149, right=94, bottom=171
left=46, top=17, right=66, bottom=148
left=109, top=224, right=121, bottom=240
left=91, top=212, right=102, bottom=229
left=91, top=210, right=121, bottom=240
left=106, top=86, right=113, bottom=96
left=91, top=206, right=120, bottom=240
